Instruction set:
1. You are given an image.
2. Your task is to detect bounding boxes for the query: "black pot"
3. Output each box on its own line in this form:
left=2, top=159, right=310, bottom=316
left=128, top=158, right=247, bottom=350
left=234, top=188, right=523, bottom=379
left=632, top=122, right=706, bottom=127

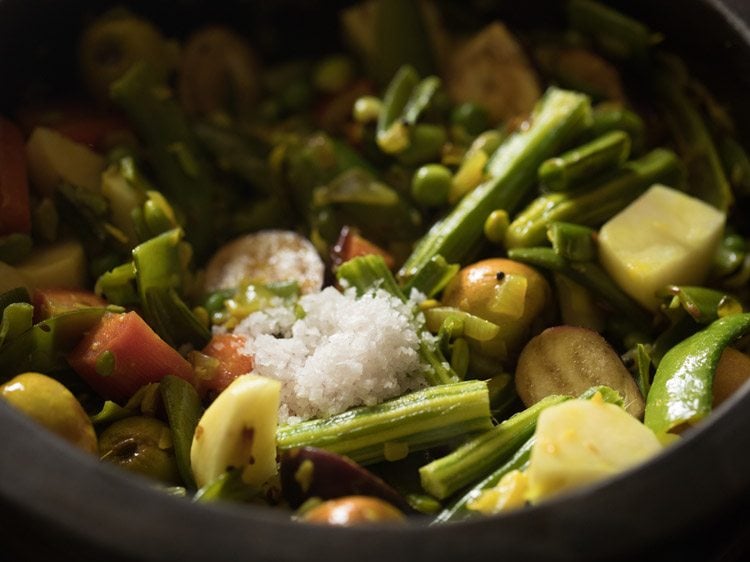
left=1, top=1, right=750, bottom=561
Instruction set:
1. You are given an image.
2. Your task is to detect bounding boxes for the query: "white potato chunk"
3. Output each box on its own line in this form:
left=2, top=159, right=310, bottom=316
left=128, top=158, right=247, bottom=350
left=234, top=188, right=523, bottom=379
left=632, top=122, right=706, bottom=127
left=526, top=394, right=662, bottom=502
left=598, top=184, right=726, bottom=311
left=26, top=127, right=105, bottom=196
left=191, top=373, right=281, bottom=488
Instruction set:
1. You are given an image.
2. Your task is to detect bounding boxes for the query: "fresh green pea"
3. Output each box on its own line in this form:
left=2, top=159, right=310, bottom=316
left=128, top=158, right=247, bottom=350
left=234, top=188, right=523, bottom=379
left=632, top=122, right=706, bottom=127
left=451, top=103, right=489, bottom=137
left=397, top=124, right=447, bottom=167
left=411, top=164, right=452, bottom=207
left=353, top=96, right=383, bottom=124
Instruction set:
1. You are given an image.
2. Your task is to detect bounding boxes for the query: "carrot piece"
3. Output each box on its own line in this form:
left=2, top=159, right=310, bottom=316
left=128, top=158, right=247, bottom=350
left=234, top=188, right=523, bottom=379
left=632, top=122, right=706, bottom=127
left=67, top=311, right=197, bottom=403
left=331, top=226, right=395, bottom=270
left=198, top=333, right=254, bottom=397
left=32, top=288, right=108, bottom=322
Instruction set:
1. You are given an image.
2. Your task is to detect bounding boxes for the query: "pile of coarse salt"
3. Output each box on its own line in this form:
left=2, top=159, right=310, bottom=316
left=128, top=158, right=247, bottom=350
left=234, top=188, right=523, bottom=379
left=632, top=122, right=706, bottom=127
left=230, top=286, right=429, bottom=424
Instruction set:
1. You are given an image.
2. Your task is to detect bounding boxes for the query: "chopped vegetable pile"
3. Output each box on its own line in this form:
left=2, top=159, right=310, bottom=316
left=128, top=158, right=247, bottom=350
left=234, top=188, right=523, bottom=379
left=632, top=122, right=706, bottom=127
left=3, top=0, right=750, bottom=526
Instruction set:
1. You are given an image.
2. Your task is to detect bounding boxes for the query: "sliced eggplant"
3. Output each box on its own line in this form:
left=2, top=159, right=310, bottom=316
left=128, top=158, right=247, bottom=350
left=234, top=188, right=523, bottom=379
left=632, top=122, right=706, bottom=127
left=280, top=446, right=412, bottom=513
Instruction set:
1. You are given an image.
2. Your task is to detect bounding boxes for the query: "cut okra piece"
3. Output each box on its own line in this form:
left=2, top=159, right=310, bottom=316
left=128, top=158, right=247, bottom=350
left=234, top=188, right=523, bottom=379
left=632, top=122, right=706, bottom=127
left=538, top=130, right=631, bottom=192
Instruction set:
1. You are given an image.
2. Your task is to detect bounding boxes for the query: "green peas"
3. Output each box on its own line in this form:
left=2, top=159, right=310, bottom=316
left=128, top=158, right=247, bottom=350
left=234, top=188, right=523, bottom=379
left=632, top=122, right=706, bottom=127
left=412, top=164, right=452, bottom=207
left=313, top=55, right=355, bottom=94
left=353, top=96, right=383, bottom=124
left=451, top=103, right=489, bottom=137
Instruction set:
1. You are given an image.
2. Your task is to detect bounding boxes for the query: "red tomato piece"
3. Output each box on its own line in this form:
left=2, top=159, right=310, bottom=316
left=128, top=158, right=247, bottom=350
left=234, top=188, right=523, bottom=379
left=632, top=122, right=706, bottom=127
left=67, top=311, right=197, bottom=403
left=32, top=288, right=108, bottom=323
left=331, top=226, right=396, bottom=271
left=0, top=116, right=31, bottom=235
left=198, top=333, right=254, bottom=397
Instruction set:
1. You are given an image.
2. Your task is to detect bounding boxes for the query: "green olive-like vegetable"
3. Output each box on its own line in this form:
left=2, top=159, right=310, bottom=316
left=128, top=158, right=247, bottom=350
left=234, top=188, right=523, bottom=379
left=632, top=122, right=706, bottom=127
left=79, top=10, right=178, bottom=104
left=99, top=416, right=181, bottom=485
left=0, top=372, right=98, bottom=454
left=300, top=496, right=405, bottom=525
left=442, top=258, right=552, bottom=362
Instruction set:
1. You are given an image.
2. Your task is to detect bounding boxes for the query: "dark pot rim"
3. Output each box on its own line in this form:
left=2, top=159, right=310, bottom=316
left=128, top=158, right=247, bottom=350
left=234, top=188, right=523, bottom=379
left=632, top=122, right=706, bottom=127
left=1, top=1, right=750, bottom=561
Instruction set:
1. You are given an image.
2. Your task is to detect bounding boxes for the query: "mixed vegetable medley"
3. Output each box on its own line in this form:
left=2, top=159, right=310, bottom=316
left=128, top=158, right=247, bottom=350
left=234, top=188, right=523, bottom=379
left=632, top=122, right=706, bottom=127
left=2, top=0, right=750, bottom=525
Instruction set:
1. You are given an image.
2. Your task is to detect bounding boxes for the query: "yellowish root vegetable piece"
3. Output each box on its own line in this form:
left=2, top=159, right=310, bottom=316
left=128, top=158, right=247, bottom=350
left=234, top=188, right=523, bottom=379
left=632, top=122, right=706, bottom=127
left=190, top=373, right=281, bottom=489
left=598, top=184, right=726, bottom=311
left=467, top=469, right=529, bottom=515
left=1, top=372, right=98, bottom=454
left=713, top=347, right=750, bottom=408
left=25, top=127, right=106, bottom=196
left=14, top=239, right=87, bottom=291
left=203, top=230, right=325, bottom=294
left=526, top=393, right=662, bottom=502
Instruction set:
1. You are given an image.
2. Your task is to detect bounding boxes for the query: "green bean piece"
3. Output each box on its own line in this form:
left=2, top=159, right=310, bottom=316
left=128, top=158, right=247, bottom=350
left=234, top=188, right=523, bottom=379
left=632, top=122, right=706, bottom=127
left=538, top=130, right=631, bottom=192
left=486, top=372, right=520, bottom=419
left=657, top=285, right=743, bottom=325
left=399, top=88, right=593, bottom=282
left=161, top=375, right=204, bottom=489
left=377, top=65, right=419, bottom=153
left=0, top=307, right=111, bottom=380
left=553, top=272, right=604, bottom=332
left=449, top=337, right=469, bottom=380
left=192, top=120, right=273, bottom=195
left=567, top=0, right=658, bottom=61
left=403, top=76, right=441, bottom=126
left=111, top=62, right=217, bottom=261
left=412, top=164, right=452, bottom=207
left=635, top=343, right=653, bottom=398
left=419, top=394, right=568, bottom=500
left=90, top=400, right=134, bottom=426
left=193, top=468, right=258, bottom=504
left=432, top=437, right=534, bottom=524
left=712, top=233, right=747, bottom=279
left=375, top=0, right=435, bottom=86
left=589, top=103, right=646, bottom=155
left=276, top=380, right=492, bottom=466
left=547, top=222, right=596, bottom=262
left=336, top=254, right=458, bottom=385
left=95, top=262, right=139, bottom=307
left=0, top=287, right=31, bottom=318
left=401, top=255, right=459, bottom=298
left=645, top=313, right=750, bottom=435
left=654, top=58, right=733, bottom=212
left=508, top=246, right=653, bottom=334
left=0, top=302, right=33, bottom=349
left=132, top=228, right=210, bottom=349
left=719, top=136, right=750, bottom=197
left=506, top=147, right=682, bottom=249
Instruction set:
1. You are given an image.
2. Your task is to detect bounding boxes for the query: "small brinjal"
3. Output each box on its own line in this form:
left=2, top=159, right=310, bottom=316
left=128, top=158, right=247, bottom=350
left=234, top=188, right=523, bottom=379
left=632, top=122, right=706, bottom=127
left=279, top=446, right=413, bottom=513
